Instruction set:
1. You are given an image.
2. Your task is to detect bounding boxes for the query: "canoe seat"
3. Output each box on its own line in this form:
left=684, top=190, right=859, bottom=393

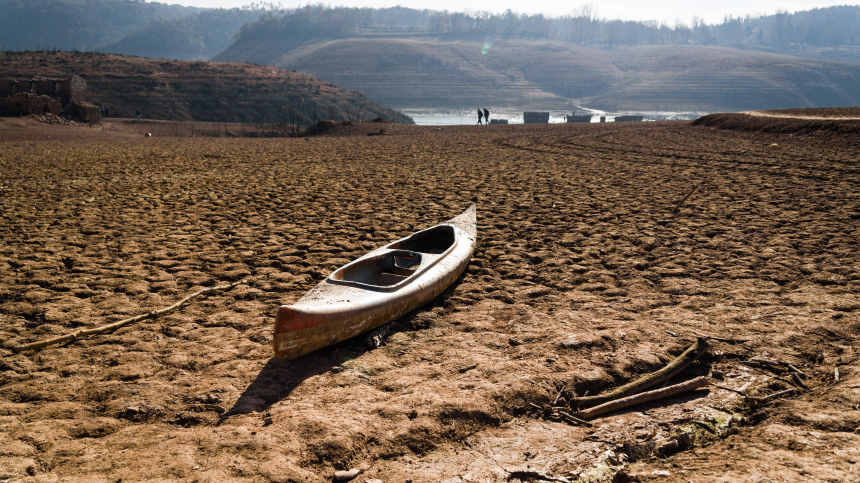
left=391, top=225, right=455, bottom=254
left=331, top=250, right=422, bottom=287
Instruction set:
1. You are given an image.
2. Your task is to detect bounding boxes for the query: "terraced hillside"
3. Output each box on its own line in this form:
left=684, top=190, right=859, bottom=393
left=213, top=37, right=860, bottom=112
left=0, top=51, right=413, bottom=124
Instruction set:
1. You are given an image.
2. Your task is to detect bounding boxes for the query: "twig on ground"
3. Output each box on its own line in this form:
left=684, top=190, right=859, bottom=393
left=787, top=364, right=805, bottom=377
left=709, top=382, right=748, bottom=396
left=702, top=335, right=750, bottom=344
left=791, top=372, right=808, bottom=389
left=746, top=388, right=799, bottom=403
left=671, top=184, right=700, bottom=215
left=12, top=280, right=246, bottom=353
left=692, top=420, right=716, bottom=434
left=712, top=378, right=802, bottom=404
left=576, top=376, right=710, bottom=419
left=834, top=366, right=840, bottom=383
left=557, top=410, right=593, bottom=427
left=570, top=338, right=709, bottom=409
left=553, top=385, right=567, bottom=406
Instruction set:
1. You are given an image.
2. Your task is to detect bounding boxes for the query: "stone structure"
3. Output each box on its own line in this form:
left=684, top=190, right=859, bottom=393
left=0, top=75, right=93, bottom=120
left=523, top=111, right=550, bottom=124
left=615, top=115, right=644, bottom=122
left=0, top=92, right=62, bottom=116
left=565, top=113, right=592, bottom=123
left=71, top=100, right=101, bottom=124
left=489, top=119, right=508, bottom=124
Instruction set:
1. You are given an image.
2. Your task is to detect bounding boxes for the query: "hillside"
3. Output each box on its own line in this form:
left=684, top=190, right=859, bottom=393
left=0, top=0, right=199, bottom=51
left=101, top=8, right=266, bottom=61
left=0, top=51, right=413, bottom=124
left=213, top=37, right=860, bottom=112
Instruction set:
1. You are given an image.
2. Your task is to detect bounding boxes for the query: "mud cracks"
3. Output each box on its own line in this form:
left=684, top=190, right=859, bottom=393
left=1, top=120, right=859, bottom=481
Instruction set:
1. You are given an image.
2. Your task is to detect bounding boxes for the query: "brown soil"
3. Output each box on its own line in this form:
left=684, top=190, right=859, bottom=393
left=694, top=110, right=860, bottom=136
left=1, top=116, right=859, bottom=482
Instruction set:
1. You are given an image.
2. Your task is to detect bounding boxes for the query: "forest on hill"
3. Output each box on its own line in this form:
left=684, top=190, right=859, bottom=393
left=100, top=8, right=264, bottom=61
left=0, top=0, right=267, bottom=61
left=235, top=4, right=860, bottom=55
left=3, top=1, right=860, bottom=61
left=0, top=0, right=199, bottom=52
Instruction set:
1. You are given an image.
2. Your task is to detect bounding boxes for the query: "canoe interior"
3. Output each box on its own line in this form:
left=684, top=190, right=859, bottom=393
left=328, top=225, right=459, bottom=290
left=331, top=250, right=422, bottom=287
left=389, top=225, right=455, bottom=254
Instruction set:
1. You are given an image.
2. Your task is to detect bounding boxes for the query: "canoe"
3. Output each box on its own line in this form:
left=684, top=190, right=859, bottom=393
left=273, top=204, right=477, bottom=360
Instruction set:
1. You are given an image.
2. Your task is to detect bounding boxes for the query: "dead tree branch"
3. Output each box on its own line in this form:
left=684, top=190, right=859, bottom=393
left=12, top=280, right=246, bottom=353
left=577, top=376, right=710, bottom=419
left=570, top=337, right=709, bottom=409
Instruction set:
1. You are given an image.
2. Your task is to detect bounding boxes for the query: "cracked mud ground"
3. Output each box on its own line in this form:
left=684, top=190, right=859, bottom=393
left=1, top=113, right=859, bottom=482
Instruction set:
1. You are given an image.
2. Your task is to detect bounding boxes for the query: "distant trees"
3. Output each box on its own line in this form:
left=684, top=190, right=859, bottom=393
left=2, top=0, right=859, bottom=58
left=0, top=0, right=198, bottom=51
left=234, top=4, right=860, bottom=51
left=102, top=8, right=265, bottom=60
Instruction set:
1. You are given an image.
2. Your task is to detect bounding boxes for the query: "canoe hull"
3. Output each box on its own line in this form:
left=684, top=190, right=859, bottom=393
left=273, top=205, right=476, bottom=360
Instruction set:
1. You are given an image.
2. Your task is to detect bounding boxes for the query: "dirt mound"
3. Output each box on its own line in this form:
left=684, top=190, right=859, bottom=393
left=693, top=110, right=860, bottom=136
left=303, top=119, right=423, bottom=137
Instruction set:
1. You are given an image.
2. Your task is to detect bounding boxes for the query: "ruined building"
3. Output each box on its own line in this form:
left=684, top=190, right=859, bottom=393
left=0, top=75, right=100, bottom=123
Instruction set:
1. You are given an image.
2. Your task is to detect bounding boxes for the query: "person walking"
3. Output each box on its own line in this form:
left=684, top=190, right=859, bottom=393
left=477, top=108, right=483, bottom=125
left=483, top=108, right=490, bottom=125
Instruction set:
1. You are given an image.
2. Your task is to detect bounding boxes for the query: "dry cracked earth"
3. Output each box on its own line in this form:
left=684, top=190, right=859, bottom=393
left=1, top=113, right=859, bottom=482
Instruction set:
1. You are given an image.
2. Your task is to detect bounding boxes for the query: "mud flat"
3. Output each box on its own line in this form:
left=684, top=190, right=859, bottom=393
left=1, top=115, right=859, bottom=482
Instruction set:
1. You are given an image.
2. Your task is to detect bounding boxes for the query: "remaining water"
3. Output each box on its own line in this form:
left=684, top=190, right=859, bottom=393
left=400, top=108, right=708, bottom=126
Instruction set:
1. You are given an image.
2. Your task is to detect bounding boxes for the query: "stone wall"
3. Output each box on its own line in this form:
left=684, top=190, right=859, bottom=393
left=71, top=100, right=101, bottom=124
left=0, top=92, right=62, bottom=116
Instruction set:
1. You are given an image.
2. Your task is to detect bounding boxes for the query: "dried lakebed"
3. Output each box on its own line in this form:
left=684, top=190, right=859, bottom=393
left=1, top=116, right=859, bottom=482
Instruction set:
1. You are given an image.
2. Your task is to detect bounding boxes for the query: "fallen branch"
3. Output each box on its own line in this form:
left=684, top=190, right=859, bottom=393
left=12, top=280, right=246, bottom=353
left=671, top=184, right=700, bottom=215
left=702, top=335, right=750, bottom=344
left=711, top=381, right=801, bottom=403
left=553, top=385, right=567, bottom=406
left=746, top=388, right=799, bottom=403
left=557, top=410, right=593, bottom=427
left=570, top=337, right=709, bottom=409
left=577, top=376, right=710, bottom=419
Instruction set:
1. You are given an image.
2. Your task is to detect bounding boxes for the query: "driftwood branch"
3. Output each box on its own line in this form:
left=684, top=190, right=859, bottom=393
left=671, top=184, right=700, bottom=215
left=570, top=337, right=709, bottom=409
left=12, top=280, right=246, bottom=353
left=746, top=388, right=799, bottom=403
left=711, top=381, right=801, bottom=403
left=557, top=410, right=593, bottom=427
left=577, top=376, right=710, bottom=419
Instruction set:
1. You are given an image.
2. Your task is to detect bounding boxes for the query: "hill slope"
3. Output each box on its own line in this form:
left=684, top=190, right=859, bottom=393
left=213, top=37, right=860, bottom=112
left=0, top=0, right=199, bottom=51
left=0, top=51, right=413, bottom=124
left=100, top=8, right=266, bottom=61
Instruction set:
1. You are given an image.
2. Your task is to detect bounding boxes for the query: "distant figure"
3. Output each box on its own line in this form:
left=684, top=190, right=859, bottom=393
left=136, top=109, right=140, bottom=122
left=483, top=108, right=490, bottom=125
left=477, top=108, right=483, bottom=125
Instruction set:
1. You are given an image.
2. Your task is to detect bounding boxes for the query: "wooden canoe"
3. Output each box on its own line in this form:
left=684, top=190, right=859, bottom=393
left=273, top=204, right=477, bottom=360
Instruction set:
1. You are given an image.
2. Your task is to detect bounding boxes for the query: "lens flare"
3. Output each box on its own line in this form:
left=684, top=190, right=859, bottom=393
left=482, top=36, right=494, bottom=55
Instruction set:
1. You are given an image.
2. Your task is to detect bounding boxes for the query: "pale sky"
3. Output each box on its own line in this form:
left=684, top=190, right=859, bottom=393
left=163, top=0, right=856, bottom=24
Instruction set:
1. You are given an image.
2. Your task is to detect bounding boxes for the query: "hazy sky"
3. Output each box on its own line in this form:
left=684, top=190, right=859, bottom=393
left=164, top=0, right=854, bottom=24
